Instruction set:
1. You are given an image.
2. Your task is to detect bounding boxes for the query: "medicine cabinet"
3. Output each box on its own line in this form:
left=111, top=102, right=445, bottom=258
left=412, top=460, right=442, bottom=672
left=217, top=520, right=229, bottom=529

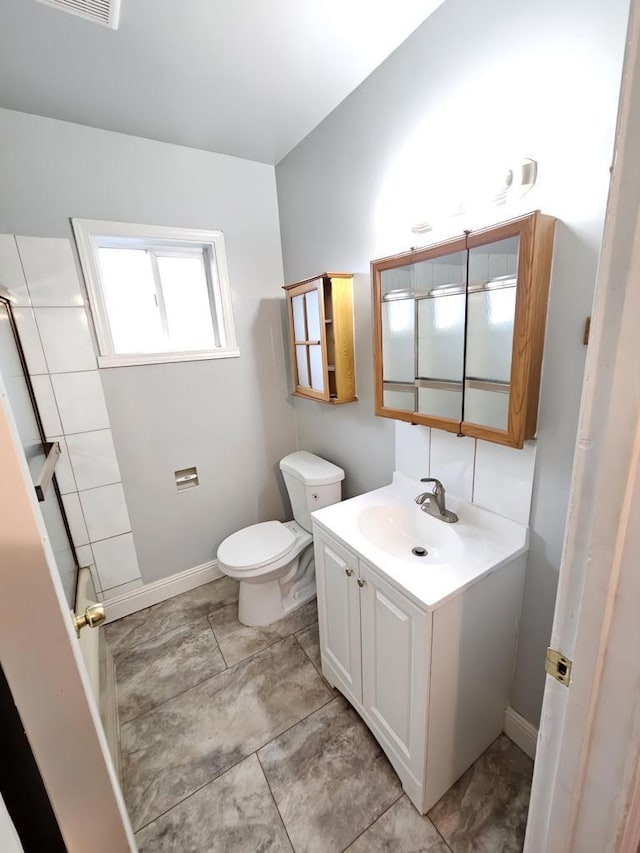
left=284, top=272, right=357, bottom=404
left=372, top=211, right=556, bottom=448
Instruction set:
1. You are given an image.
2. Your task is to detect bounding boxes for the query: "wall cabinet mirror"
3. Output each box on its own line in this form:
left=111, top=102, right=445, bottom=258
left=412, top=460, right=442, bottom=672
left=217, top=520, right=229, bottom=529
left=372, top=212, right=556, bottom=448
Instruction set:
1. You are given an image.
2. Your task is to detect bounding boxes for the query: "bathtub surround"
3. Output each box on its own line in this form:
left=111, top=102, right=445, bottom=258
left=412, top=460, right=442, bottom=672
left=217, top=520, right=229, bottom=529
left=276, top=0, right=629, bottom=728
left=0, top=234, right=142, bottom=598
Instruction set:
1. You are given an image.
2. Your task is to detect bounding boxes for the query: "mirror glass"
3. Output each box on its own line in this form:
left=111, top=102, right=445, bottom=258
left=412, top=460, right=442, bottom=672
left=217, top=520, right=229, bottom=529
left=416, top=249, right=466, bottom=420
left=464, top=236, right=519, bottom=430
left=379, top=250, right=466, bottom=418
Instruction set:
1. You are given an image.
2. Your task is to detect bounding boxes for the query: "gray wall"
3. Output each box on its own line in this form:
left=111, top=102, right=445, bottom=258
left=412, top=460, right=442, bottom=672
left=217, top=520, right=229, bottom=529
left=0, top=108, right=297, bottom=584
left=276, top=0, right=629, bottom=725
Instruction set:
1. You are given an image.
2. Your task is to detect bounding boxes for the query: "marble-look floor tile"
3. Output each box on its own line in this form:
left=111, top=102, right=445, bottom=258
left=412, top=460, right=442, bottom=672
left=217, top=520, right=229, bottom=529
left=135, top=754, right=292, bottom=853
left=209, top=598, right=318, bottom=666
left=104, top=577, right=238, bottom=654
left=258, top=696, right=402, bottom=853
left=295, top=621, right=322, bottom=672
left=428, top=734, right=533, bottom=853
left=346, top=795, right=449, bottom=852
left=115, top=618, right=226, bottom=723
left=121, top=635, right=332, bottom=830
left=295, top=622, right=337, bottom=693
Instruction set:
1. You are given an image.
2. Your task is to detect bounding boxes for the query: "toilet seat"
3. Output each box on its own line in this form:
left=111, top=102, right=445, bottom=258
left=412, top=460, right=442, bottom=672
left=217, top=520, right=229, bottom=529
left=217, top=520, right=297, bottom=572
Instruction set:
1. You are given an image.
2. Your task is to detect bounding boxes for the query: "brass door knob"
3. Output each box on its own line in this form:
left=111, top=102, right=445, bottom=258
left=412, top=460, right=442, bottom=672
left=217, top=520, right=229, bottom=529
left=72, top=603, right=106, bottom=637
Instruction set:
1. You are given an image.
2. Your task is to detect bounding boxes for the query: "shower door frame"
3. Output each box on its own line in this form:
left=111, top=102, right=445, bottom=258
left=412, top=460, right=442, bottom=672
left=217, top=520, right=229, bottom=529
left=0, top=289, right=80, bottom=609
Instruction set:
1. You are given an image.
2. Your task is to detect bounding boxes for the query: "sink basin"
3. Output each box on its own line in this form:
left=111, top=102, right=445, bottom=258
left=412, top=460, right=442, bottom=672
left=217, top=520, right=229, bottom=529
left=311, top=471, right=529, bottom=610
left=357, top=503, right=464, bottom=564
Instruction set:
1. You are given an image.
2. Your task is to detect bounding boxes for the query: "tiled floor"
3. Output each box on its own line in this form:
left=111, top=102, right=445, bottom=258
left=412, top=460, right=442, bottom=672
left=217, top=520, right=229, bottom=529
left=106, top=578, right=534, bottom=853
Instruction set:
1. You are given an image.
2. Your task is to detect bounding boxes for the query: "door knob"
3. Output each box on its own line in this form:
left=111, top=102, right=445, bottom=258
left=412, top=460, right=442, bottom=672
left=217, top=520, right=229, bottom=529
left=345, top=568, right=354, bottom=577
left=357, top=578, right=365, bottom=588
left=71, top=603, right=106, bottom=637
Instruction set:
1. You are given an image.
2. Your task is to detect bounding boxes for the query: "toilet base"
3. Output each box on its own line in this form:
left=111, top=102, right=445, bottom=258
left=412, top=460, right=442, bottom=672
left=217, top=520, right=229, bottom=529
left=237, top=543, right=316, bottom=627
left=238, top=579, right=316, bottom=627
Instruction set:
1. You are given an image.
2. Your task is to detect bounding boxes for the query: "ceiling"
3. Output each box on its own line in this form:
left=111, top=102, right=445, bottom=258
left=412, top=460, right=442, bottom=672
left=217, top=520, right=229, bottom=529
left=0, top=0, right=445, bottom=165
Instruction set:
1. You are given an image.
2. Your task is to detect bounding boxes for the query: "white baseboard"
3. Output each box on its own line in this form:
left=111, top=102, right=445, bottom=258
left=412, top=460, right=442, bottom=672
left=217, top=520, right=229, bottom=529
left=504, top=705, right=538, bottom=759
left=103, top=560, right=223, bottom=623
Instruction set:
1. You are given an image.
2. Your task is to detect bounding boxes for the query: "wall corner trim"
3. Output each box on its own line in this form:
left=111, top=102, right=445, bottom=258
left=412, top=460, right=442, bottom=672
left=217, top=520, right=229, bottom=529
left=103, top=560, right=223, bottom=623
left=504, top=705, right=538, bottom=759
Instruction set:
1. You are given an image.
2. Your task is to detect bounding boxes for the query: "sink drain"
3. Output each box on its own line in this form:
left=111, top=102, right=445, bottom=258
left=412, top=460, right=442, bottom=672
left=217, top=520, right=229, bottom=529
left=411, top=546, right=428, bottom=557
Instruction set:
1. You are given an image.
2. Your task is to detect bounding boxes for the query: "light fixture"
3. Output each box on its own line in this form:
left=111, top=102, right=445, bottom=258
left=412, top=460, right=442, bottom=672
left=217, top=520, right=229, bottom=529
left=411, top=157, right=538, bottom=235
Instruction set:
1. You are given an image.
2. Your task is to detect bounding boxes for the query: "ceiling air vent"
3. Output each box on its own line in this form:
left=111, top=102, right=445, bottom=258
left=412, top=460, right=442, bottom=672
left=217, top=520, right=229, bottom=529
left=35, top=0, right=121, bottom=29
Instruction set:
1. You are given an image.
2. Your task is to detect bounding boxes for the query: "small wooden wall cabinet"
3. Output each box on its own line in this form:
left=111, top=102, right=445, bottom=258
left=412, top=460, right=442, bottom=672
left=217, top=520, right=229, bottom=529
left=284, top=272, right=357, bottom=404
left=371, top=212, right=556, bottom=448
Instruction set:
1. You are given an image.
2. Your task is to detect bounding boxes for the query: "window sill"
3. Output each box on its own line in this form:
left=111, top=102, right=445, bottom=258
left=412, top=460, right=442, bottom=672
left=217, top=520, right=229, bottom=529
left=97, top=348, right=240, bottom=368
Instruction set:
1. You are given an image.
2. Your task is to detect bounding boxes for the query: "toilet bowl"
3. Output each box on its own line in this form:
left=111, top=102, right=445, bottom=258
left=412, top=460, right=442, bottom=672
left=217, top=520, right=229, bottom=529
left=217, top=451, right=344, bottom=627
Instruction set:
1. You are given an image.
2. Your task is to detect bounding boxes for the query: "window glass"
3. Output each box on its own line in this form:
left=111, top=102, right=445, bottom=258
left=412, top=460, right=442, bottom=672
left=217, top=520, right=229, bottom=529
left=98, top=248, right=164, bottom=353
left=156, top=254, right=215, bottom=351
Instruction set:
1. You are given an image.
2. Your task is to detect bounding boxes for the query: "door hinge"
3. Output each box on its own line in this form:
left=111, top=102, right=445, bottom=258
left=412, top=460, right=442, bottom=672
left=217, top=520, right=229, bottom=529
left=546, top=647, right=572, bottom=686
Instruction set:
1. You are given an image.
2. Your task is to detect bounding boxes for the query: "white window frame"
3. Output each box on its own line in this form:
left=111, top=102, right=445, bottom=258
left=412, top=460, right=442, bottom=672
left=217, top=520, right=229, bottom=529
left=72, top=219, right=239, bottom=368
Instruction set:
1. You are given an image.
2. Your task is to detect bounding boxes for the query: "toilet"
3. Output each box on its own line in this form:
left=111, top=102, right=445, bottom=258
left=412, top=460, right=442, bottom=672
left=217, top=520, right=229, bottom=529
left=217, top=451, right=345, bottom=627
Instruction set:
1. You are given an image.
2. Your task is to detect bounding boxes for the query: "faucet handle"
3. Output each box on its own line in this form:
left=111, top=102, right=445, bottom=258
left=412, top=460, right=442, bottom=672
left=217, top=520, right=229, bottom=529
left=420, top=477, right=445, bottom=495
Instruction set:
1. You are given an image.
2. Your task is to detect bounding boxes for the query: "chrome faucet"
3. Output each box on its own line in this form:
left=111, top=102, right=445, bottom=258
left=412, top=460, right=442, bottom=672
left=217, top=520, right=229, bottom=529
left=415, top=477, right=458, bottom=523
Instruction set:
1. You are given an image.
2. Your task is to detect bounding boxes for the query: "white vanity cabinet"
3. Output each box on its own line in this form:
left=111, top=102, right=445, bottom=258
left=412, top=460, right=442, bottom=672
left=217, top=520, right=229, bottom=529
left=313, top=523, right=526, bottom=815
left=314, top=533, right=362, bottom=699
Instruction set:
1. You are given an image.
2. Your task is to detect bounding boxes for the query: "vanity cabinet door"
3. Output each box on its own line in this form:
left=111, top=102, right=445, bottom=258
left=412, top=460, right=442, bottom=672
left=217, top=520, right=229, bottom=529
left=359, top=561, right=430, bottom=783
left=314, top=531, right=362, bottom=702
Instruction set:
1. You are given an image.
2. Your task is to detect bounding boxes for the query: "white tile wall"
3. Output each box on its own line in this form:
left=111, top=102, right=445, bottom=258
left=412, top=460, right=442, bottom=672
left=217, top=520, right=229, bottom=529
left=12, top=307, right=48, bottom=374
left=31, top=374, right=62, bottom=436
left=396, top=426, right=538, bottom=525
left=34, top=307, right=96, bottom=373
left=50, top=371, right=110, bottom=433
left=473, top=439, right=537, bottom=525
left=92, top=533, right=141, bottom=589
left=74, top=543, right=94, bottom=569
left=66, top=429, right=121, bottom=490
left=61, top=492, right=89, bottom=547
left=15, top=237, right=84, bottom=307
left=100, top=578, right=144, bottom=598
left=5, top=234, right=143, bottom=596
left=79, top=482, right=131, bottom=542
left=395, top=421, right=430, bottom=480
left=0, top=235, right=30, bottom=305
left=48, top=434, right=77, bottom=495
left=429, top=428, right=476, bottom=502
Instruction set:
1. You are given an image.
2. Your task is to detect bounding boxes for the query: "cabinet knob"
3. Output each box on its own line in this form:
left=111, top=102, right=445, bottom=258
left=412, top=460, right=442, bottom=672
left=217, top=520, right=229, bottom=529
left=345, top=568, right=353, bottom=577
left=357, top=578, right=365, bottom=588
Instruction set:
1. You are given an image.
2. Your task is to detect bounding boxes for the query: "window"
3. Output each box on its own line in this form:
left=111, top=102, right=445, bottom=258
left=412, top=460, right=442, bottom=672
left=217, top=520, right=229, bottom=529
left=72, top=220, right=239, bottom=367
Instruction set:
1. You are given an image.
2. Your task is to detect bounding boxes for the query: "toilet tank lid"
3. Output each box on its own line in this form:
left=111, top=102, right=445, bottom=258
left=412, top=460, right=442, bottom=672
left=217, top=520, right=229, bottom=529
left=280, top=451, right=345, bottom=486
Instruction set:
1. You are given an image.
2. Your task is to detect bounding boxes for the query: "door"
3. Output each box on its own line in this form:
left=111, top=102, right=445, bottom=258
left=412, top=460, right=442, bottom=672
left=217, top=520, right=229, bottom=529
left=359, top=560, right=429, bottom=783
left=0, top=294, right=78, bottom=607
left=314, top=530, right=362, bottom=700
left=0, top=342, right=134, bottom=848
left=525, top=2, right=640, bottom=849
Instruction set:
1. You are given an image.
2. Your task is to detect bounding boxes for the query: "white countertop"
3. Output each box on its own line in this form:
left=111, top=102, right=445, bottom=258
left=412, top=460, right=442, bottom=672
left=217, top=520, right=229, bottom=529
left=311, top=472, right=529, bottom=612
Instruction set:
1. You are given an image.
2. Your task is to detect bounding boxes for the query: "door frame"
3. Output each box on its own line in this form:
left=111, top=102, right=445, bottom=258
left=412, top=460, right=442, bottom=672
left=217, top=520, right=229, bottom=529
left=525, top=0, right=640, bottom=849
left=0, top=373, right=135, bottom=849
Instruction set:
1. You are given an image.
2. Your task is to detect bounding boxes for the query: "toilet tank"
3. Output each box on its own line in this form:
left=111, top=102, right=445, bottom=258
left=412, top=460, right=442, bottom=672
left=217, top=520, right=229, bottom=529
left=279, top=451, right=345, bottom=532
